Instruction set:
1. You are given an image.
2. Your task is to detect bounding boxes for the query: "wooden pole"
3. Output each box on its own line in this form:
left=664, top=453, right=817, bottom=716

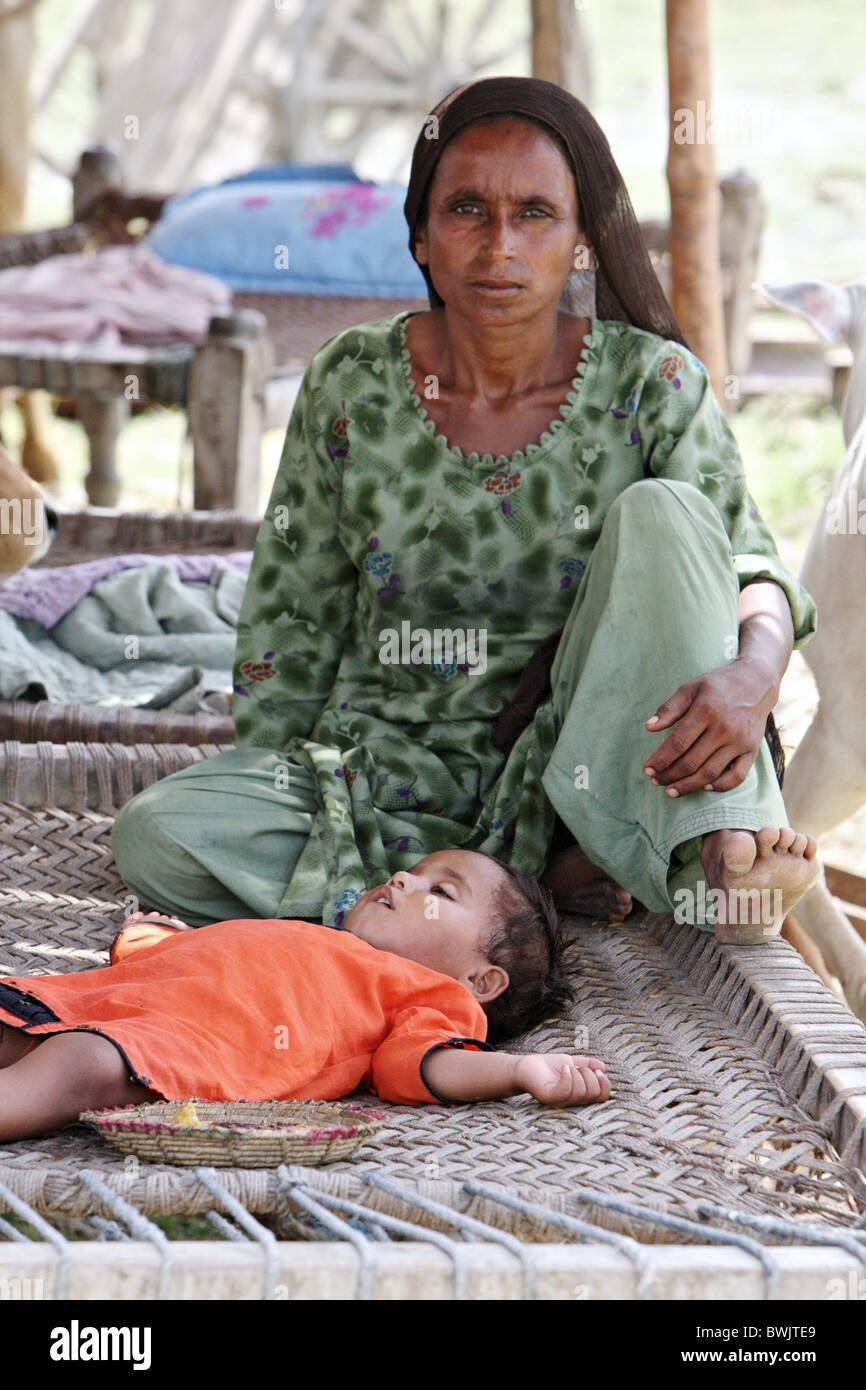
left=188, top=309, right=272, bottom=512
left=531, top=0, right=592, bottom=104
left=665, top=0, right=727, bottom=402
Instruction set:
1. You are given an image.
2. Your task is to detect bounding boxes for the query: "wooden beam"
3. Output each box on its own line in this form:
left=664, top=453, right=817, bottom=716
left=0, top=347, right=191, bottom=403
left=188, top=309, right=272, bottom=512
left=825, top=864, right=866, bottom=942
left=30, top=0, right=105, bottom=110
left=0, top=1238, right=862, bottom=1301
left=531, top=0, right=592, bottom=103
left=665, top=0, right=727, bottom=401
left=824, top=864, right=866, bottom=912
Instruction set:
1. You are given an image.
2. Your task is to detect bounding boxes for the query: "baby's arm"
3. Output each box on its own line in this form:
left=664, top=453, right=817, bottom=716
left=423, top=1049, right=610, bottom=1106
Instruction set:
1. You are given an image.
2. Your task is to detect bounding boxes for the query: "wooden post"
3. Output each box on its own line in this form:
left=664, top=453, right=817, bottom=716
left=72, top=144, right=123, bottom=221
left=188, top=309, right=272, bottom=513
left=665, top=0, right=727, bottom=402
left=719, top=169, right=764, bottom=384
left=76, top=394, right=130, bottom=507
left=531, top=0, right=592, bottom=103
left=0, top=0, right=35, bottom=232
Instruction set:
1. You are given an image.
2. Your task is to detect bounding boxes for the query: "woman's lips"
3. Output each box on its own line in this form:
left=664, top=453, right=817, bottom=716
left=472, top=281, right=523, bottom=294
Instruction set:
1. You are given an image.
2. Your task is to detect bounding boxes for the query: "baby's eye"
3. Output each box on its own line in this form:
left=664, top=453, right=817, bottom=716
left=432, top=884, right=454, bottom=898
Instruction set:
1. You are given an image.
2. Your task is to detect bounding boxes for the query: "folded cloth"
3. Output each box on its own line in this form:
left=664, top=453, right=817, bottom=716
left=0, top=551, right=251, bottom=628
left=0, top=243, right=231, bottom=347
left=0, top=559, right=251, bottom=711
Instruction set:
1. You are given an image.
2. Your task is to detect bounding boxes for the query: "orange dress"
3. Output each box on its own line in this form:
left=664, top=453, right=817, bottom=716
left=0, top=919, right=490, bottom=1105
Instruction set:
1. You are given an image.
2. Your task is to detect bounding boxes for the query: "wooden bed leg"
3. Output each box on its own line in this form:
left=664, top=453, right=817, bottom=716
left=188, top=309, right=272, bottom=513
left=77, top=393, right=129, bottom=507
left=782, top=910, right=847, bottom=1005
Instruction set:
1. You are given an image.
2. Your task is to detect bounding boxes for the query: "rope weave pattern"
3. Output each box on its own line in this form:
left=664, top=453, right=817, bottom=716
left=0, top=740, right=864, bottom=1239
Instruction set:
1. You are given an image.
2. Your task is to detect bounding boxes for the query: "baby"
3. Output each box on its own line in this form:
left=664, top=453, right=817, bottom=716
left=0, top=848, right=609, bottom=1141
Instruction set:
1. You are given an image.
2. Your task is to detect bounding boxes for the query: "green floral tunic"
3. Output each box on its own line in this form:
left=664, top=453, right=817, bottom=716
left=232, top=311, right=817, bottom=926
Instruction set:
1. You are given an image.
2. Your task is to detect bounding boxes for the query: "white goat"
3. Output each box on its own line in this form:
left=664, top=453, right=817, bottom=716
left=760, top=277, right=866, bottom=1020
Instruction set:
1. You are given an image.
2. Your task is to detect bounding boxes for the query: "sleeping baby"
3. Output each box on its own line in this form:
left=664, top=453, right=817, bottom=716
left=0, top=848, right=609, bottom=1140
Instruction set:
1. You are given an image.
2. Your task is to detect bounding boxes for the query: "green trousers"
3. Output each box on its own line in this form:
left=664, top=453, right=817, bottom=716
left=111, top=479, right=789, bottom=929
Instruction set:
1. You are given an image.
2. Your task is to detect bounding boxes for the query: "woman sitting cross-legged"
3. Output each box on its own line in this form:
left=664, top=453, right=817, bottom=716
left=110, top=75, right=819, bottom=950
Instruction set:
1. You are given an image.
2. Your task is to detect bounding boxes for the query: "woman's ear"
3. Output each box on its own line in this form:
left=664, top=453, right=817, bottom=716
left=414, top=220, right=429, bottom=267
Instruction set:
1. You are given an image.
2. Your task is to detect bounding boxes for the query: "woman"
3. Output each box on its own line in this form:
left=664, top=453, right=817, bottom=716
left=112, top=76, right=819, bottom=940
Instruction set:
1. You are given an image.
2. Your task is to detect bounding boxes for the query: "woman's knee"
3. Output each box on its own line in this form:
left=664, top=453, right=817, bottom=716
left=605, top=476, right=721, bottom=529
left=111, top=787, right=163, bottom=881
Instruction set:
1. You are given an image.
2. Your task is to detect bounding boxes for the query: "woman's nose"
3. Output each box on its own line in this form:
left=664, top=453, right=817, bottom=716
left=484, top=212, right=516, bottom=257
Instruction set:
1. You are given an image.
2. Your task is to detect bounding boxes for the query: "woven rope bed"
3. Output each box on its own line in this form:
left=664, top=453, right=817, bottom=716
left=1, top=741, right=865, bottom=1243
left=0, top=295, right=428, bottom=751
left=232, top=292, right=428, bottom=373
left=0, top=508, right=253, bottom=747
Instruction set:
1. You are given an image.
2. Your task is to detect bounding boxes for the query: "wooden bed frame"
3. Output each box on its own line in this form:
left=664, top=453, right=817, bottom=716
left=0, top=146, right=763, bottom=514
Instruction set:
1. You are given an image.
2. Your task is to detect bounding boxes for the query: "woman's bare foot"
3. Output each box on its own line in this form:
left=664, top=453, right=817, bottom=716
left=700, top=825, right=820, bottom=943
left=541, top=843, right=633, bottom=923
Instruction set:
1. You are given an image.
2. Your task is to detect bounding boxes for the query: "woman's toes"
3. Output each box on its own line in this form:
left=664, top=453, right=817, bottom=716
left=755, top=826, right=782, bottom=857
left=776, top=826, right=796, bottom=852
left=790, top=831, right=809, bottom=856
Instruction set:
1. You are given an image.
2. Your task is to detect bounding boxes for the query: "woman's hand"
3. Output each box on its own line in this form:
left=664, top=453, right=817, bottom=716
left=642, top=659, right=776, bottom=798
left=512, top=1054, right=610, bottom=1107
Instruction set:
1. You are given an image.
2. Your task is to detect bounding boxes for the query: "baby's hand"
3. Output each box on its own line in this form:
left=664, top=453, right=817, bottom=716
left=513, top=1053, right=610, bottom=1107
left=122, top=910, right=192, bottom=931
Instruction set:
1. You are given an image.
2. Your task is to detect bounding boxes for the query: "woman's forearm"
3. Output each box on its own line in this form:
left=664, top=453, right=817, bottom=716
left=737, top=579, right=794, bottom=705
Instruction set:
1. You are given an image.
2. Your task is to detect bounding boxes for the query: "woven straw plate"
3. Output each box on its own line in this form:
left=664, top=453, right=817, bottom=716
left=79, top=1099, right=385, bottom=1167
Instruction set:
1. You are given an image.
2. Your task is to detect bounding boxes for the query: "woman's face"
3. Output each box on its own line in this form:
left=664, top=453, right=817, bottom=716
left=413, top=116, right=591, bottom=323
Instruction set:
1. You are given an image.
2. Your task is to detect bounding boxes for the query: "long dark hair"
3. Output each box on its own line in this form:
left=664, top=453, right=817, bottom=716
left=403, top=75, right=689, bottom=351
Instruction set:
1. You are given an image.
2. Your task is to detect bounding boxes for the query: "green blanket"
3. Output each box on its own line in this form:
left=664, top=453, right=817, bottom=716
left=0, top=562, right=248, bottom=710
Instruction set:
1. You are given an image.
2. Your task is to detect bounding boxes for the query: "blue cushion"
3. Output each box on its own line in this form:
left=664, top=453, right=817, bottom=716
left=167, top=163, right=362, bottom=214
left=147, top=174, right=428, bottom=298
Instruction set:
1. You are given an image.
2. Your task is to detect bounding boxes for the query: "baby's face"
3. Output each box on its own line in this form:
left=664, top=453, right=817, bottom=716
left=344, top=848, right=507, bottom=986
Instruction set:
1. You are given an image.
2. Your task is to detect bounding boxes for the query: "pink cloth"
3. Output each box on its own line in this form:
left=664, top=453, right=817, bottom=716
left=0, top=244, right=232, bottom=347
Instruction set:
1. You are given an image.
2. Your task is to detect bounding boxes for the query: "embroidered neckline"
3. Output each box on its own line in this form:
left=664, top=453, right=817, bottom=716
left=395, top=309, right=604, bottom=470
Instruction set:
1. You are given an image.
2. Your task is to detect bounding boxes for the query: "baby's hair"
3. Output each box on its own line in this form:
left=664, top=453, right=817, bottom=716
left=473, top=852, right=572, bottom=1043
